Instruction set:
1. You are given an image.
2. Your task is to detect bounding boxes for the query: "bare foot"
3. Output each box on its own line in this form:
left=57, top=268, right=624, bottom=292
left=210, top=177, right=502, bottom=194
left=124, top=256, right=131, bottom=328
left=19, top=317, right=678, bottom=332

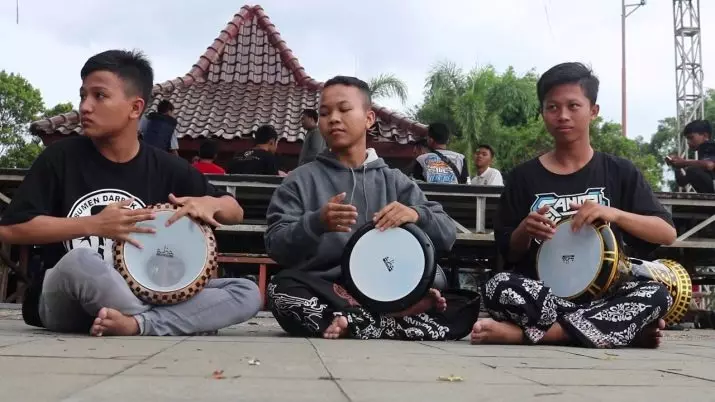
left=391, top=289, right=447, bottom=318
left=90, top=307, right=140, bottom=337
left=470, top=318, right=524, bottom=345
left=632, top=319, right=666, bottom=349
left=323, top=315, right=349, bottom=339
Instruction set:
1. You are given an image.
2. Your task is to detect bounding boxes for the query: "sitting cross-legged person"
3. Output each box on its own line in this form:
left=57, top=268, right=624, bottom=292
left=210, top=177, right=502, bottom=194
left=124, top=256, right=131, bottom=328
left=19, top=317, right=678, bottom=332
left=264, top=76, right=480, bottom=341
left=470, top=62, right=677, bottom=349
left=0, top=50, right=262, bottom=337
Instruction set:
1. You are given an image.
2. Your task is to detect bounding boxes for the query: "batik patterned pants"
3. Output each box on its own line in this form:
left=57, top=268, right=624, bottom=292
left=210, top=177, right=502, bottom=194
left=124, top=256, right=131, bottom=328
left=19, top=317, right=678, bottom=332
left=482, top=272, right=672, bottom=348
left=267, top=269, right=480, bottom=341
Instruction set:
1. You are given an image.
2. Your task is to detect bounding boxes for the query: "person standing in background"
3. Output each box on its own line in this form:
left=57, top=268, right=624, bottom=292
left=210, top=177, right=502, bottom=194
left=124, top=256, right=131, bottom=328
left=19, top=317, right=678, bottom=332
left=471, top=144, right=503, bottom=186
left=139, top=100, right=179, bottom=156
left=411, top=123, right=468, bottom=184
left=297, top=109, right=325, bottom=166
left=227, top=125, right=287, bottom=176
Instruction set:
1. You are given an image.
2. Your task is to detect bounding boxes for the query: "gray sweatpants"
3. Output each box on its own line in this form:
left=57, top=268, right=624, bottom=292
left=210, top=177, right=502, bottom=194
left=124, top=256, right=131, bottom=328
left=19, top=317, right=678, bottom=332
left=38, top=248, right=262, bottom=336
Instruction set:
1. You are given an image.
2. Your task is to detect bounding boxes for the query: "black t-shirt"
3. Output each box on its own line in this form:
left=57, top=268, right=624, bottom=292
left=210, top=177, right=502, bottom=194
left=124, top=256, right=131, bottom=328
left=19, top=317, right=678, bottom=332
left=495, top=151, right=674, bottom=280
left=696, top=141, right=715, bottom=161
left=226, top=148, right=279, bottom=175
left=0, top=136, right=230, bottom=327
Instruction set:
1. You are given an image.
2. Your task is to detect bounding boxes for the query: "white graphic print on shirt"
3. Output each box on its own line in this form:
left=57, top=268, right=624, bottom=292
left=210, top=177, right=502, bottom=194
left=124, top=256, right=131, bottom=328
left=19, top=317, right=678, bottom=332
left=63, top=189, right=146, bottom=262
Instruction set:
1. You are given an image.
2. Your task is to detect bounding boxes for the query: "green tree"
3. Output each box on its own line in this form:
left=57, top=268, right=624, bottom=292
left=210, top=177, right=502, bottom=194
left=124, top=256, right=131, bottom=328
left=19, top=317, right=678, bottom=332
left=0, top=70, right=73, bottom=169
left=0, top=70, right=45, bottom=168
left=43, top=102, right=73, bottom=118
left=367, top=74, right=408, bottom=105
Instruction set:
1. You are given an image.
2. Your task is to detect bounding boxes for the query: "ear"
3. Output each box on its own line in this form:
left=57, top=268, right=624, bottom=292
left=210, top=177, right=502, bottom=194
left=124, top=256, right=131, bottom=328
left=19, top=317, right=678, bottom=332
left=365, top=109, right=376, bottom=130
left=130, top=97, right=146, bottom=120
left=590, top=103, right=600, bottom=121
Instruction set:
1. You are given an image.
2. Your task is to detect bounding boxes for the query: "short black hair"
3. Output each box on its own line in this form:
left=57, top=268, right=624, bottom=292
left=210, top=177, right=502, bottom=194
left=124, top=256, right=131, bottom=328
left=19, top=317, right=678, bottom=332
left=322, top=75, right=372, bottom=108
left=683, top=119, right=712, bottom=137
left=476, top=144, right=495, bottom=158
left=427, top=122, right=450, bottom=145
left=302, top=109, right=318, bottom=122
left=199, top=139, right=218, bottom=159
left=80, top=49, right=154, bottom=111
left=537, top=62, right=599, bottom=108
left=255, top=124, right=278, bottom=144
left=157, top=100, right=174, bottom=114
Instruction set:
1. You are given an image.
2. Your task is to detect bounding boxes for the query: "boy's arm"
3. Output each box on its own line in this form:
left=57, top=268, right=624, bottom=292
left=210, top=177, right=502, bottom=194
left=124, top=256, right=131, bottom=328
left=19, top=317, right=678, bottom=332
left=264, top=182, right=324, bottom=266
left=0, top=149, right=67, bottom=244
left=395, top=174, right=456, bottom=252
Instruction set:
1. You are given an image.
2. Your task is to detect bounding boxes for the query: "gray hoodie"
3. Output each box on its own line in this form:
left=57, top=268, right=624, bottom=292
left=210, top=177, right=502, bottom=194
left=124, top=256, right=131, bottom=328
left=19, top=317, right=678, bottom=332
left=264, top=148, right=457, bottom=281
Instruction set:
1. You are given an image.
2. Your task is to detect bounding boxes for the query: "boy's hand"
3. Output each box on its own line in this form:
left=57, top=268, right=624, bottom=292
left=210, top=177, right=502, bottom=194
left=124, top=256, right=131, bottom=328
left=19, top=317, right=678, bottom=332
left=320, top=193, right=358, bottom=232
left=373, top=202, right=419, bottom=231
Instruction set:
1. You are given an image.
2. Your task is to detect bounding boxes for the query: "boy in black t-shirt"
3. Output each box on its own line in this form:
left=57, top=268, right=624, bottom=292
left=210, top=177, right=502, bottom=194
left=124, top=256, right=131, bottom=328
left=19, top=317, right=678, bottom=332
left=0, top=50, right=261, bottom=336
left=471, top=63, right=677, bottom=349
left=227, top=125, right=286, bottom=176
left=666, top=119, right=715, bottom=193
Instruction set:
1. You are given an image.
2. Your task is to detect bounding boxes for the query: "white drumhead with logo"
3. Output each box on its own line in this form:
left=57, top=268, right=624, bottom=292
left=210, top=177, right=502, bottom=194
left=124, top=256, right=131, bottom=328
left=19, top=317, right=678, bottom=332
left=347, top=227, right=426, bottom=302
left=537, top=220, right=602, bottom=299
left=121, top=210, right=208, bottom=292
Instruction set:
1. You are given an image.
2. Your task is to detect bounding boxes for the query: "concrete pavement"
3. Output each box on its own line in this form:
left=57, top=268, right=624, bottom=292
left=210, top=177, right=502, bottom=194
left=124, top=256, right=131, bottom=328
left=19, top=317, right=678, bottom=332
left=0, top=306, right=713, bottom=402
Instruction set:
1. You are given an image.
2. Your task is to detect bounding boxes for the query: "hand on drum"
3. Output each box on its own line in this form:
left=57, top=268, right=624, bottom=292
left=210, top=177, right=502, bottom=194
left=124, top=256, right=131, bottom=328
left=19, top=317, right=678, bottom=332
left=91, top=198, right=156, bottom=249
left=165, top=193, right=222, bottom=227
left=569, top=200, right=621, bottom=231
left=373, top=201, right=419, bottom=231
left=519, top=205, right=556, bottom=241
left=320, top=193, right=358, bottom=232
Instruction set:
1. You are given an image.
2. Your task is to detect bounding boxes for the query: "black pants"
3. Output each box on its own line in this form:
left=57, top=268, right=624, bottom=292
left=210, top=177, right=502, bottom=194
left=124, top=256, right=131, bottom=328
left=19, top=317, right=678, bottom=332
left=267, top=270, right=480, bottom=341
left=675, top=166, right=714, bottom=193
left=482, top=272, right=671, bottom=348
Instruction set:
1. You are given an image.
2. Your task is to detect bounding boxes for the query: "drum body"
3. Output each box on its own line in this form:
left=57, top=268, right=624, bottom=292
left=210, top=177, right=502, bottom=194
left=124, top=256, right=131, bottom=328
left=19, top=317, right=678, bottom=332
left=536, top=219, right=620, bottom=304
left=341, top=222, right=436, bottom=313
left=113, top=203, right=218, bottom=305
left=621, top=258, right=692, bottom=326
left=537, top=218, right=693, bottom=324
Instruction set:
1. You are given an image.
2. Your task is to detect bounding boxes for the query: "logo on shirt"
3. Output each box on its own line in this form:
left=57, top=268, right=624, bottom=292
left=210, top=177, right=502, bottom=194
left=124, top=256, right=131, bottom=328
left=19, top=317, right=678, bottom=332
left=64, top=189, right=146, bottom=261
left=531, top=187, right=610, bottom=224
left=422, top=154, right=458, bottom=184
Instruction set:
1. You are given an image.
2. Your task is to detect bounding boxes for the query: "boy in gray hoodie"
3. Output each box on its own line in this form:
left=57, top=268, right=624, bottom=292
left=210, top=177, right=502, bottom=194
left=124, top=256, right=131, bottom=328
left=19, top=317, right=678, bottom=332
left=265, top=76, right=480, bottom=340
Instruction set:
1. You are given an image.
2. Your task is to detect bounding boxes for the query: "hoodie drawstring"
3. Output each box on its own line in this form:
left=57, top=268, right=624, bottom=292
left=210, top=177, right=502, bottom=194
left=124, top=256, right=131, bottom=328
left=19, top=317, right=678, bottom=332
left=348, top=166, right=369, bottom=223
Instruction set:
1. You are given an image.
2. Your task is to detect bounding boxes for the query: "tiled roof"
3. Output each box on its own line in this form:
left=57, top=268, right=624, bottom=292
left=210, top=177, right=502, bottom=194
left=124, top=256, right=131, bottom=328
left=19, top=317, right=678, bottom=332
left=29, top=5, right=427, bottom=145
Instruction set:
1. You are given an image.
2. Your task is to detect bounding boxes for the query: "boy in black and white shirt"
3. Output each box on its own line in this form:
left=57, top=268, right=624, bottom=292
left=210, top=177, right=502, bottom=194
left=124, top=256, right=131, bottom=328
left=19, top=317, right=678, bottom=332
left=0, top=50, right=261, bottom=336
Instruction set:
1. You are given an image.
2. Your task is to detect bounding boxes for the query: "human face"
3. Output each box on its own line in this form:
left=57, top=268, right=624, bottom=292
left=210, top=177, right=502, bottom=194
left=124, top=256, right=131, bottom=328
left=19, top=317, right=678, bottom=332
left=318, top=85, right=375, bottom=151
left=79, top=71, right=144, bottom=138
left=301, top=115, right=316, bottom=130
left=541, top=83, right=599, bottom=145
left=474, top=147, right=493, bottom=169
left=685, top=132, right=709, bottom=150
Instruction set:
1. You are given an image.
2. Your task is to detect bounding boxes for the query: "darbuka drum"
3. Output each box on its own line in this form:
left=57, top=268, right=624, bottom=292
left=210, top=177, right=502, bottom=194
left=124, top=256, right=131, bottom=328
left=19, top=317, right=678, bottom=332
left=341, top=222, right=436, bottom=313
left=536, top=219, right=619, bottom=304
left=620, top=258, right=692, bottom=326
left=113, top=203, right=218, bottom=305
left=537, top=218, right=692, bottom=325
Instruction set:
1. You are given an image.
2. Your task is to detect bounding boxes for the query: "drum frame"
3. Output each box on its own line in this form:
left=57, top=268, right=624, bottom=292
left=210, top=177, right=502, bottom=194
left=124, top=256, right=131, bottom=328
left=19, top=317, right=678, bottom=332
left=341, top=222, right=436, bottom=314
left=113, top=203, right=218, bottom=305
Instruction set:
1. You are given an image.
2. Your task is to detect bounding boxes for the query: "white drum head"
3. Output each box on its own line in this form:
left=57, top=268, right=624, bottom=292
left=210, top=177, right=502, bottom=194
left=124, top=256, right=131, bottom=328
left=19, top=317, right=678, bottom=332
left=348, top=227, right=426, bottom=302
left=537, top=220, right=602, bottom=299
left=122, top=210, right=208, bottom=292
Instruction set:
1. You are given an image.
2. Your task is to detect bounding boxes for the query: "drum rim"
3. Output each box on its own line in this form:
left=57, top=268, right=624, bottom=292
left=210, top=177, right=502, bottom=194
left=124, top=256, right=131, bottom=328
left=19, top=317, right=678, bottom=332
left=597, top=222, right=621, bottom=293
left=535, top=218, right=606, bottom=300
left=113, top=203, right=218, bottom=304
left=340, top=221, right=436, bottom=313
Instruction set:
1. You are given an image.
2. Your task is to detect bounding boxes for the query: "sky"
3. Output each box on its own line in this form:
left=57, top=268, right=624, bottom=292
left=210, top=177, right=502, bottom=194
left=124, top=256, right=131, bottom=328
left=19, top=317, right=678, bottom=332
left=1, top=0, right=713, bottom=141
